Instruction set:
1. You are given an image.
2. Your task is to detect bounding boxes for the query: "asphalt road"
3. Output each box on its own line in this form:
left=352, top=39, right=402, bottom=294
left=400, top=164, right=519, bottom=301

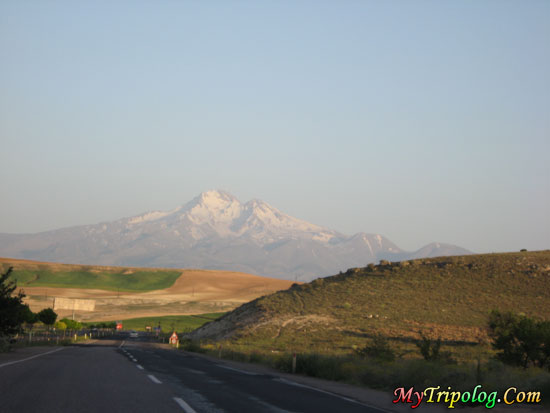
left=0, top=336, right=385, bottom=413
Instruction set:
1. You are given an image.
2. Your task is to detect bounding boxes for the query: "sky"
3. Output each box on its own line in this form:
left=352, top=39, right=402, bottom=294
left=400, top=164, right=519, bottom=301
left=0, top=1, right=548, bottom=253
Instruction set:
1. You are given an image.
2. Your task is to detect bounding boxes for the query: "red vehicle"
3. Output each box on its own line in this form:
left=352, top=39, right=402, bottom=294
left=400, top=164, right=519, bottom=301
left=116, top=322, right=123, bottom=331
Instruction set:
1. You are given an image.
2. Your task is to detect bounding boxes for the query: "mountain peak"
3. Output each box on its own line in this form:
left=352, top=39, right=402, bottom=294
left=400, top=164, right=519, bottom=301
left=0, top=191, right=472, bottom=281
left=197, top=189, right=239, bottom=205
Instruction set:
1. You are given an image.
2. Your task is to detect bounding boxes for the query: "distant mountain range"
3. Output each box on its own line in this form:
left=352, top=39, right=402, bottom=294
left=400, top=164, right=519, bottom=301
left=0, top=190, right=471, bottom=281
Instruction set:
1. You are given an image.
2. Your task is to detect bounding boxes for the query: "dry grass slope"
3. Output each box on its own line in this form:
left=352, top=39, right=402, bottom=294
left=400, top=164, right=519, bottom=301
left=190, top=250, right=550, bottom=360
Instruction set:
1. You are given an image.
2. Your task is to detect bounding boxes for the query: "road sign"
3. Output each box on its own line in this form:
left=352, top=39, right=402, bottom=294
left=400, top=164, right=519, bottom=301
left=169, top=332, right=178, bottom=345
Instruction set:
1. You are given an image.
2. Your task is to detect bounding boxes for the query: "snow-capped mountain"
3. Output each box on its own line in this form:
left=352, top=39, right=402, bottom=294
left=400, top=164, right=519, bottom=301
left=0, top=190, right=471, bottom=280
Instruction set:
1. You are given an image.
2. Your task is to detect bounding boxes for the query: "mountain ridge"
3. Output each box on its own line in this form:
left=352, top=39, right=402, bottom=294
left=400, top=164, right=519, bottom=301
left=0, top=190, right=471, bottom=280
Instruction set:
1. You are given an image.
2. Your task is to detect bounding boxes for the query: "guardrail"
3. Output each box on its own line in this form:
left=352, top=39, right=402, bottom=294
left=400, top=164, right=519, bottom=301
left=11, top=328, right=116, bottom=346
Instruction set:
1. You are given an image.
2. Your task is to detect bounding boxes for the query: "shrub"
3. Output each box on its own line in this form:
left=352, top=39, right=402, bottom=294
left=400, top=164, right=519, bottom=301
left=488, top=310, right=550, bottom=369
left=60, top=318, right=82, bottom=330
left=179, top=339, right=206, bottom=353
left=415, top=333, right=454, bottom=363
left=295, top=353, right=347, bottom=381
left=356, top=335, right=396, bottom=362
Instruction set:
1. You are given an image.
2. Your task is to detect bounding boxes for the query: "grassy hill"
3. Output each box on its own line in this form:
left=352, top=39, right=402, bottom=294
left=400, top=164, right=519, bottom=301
left=190, top=250, right=550, bottom=361
left=0, top=258, right=182, bottom=292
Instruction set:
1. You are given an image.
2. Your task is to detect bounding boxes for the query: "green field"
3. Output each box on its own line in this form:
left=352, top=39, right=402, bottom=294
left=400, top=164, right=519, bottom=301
left=116, top=313, right=226, bottom=332
left=0, top=261, right=182, bottom=292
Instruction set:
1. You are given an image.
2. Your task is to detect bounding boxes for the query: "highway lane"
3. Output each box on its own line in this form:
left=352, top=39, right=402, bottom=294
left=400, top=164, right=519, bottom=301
left=0, top=338, right=387, bottom=412
left=120, top=338, right=382, bottom=413
left=0, top=341, right=178, bottom=413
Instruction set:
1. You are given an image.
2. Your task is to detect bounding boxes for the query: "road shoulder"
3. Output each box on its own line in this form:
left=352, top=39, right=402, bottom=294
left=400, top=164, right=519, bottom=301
left=0, top=346, right=65, bottom=367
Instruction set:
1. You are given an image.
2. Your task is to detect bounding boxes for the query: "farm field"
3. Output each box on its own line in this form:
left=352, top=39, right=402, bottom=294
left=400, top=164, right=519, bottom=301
left=115, top=313, right=226, bottom=332
left=0, top=258, right=294, bottom=322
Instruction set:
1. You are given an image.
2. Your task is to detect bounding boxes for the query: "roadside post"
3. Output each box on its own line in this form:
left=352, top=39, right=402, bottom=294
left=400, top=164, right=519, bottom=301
left=292, top=353, right=297, bottom=374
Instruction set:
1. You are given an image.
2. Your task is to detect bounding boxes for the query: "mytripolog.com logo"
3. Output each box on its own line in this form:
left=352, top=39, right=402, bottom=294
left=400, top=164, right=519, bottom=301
left=393, top=385, right=541, bottom=409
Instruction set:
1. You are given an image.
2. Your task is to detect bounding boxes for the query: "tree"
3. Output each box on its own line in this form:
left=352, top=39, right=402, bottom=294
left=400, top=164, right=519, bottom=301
left=20, top=304, right=38, bottom=325
left=60, top=318, right=82, bottom=330
left=0, top=267, right=28, bottom=341
left=38, top=308, right=57, bottom=327
left=54, top=321, right=67, bottom=331
left=488, top=310, right=550, bottom=369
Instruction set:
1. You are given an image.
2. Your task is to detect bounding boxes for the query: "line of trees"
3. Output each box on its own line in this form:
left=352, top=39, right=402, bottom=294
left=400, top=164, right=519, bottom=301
left=1, top=267, right=58, bottom=349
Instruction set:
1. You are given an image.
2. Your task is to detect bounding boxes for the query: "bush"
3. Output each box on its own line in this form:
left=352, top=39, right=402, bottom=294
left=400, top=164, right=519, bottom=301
left=356, top=335, right=395, bottom=362
left=416, top=333, right=455, bottom=363
left=488, top=310, right=550, bottom=369
left=179, top=339, right=206, bottom=353
left=60, top=318, right=83, bottom=330
left=295, top=353, right=347, bottom=381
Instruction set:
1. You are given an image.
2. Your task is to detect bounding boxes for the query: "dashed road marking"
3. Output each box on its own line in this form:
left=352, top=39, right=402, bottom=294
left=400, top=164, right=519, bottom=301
left=136, top=364, right=144, bottom=370
left=0, top=347, right=64, bottom=369
left=147, top=374, right=162, bottom=384
left=173, top=397, right=197, bottom=413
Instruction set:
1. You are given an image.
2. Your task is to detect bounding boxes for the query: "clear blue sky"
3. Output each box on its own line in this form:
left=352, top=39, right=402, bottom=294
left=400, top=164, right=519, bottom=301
left=1, top=1, right=548, bottom=253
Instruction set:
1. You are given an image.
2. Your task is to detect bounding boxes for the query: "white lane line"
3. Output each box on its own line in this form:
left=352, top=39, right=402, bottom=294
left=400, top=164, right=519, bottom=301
left=136, top=364, right=144, bottom=370
left=217, top=365, right=259, bottom=376
left=131, top=359, right=137, bottom=362
left=147, top=374, right=162, bottom=384
left=173, top=397, right=197, bottom=413
left=273, top=378, right=389, bottom=412
left=0, top=347, right=64, bottom=369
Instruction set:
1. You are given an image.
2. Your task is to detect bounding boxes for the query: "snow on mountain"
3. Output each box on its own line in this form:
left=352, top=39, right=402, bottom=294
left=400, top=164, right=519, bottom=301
left=127, top=210, right=175, bottom=225
left=0, top=190, right=472, bottom=281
